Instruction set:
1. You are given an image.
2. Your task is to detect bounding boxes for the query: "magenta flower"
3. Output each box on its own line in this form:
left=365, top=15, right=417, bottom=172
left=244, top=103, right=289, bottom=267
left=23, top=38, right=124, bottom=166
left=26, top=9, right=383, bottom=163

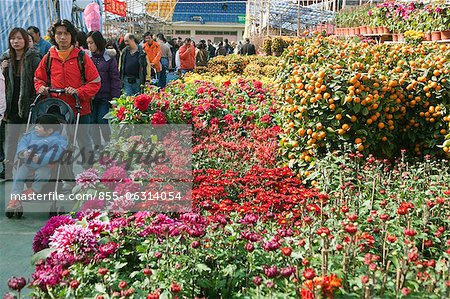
left=114, top=178, right=141, bottom=196
left=75, top=168, right=99, bottom=189
left=33, top=215, right=75, bottom=253
left=49, top=224, right=98, bottom=258
left=130, top=169, right=150, bottom=181
left=79, top=199, right=105, bottom=212
left=101, top=166, right=128, bottom=189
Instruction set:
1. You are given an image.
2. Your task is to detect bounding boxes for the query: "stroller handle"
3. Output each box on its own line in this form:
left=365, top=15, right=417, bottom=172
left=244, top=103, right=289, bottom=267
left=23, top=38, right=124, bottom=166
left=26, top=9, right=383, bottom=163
left=36, top=89, right=82, bottom=113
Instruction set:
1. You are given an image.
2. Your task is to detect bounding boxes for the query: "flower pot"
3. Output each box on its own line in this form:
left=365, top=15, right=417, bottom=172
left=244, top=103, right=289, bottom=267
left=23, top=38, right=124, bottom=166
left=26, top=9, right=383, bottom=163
left=354, top=27, right=360, bottom=35
left=424, top=32, right=432, bottom=41
left=360, top=26, right=367, bottom=35
left=381, top=27, right=390, bottom=34
left=431, top=31, right=441, bottom=41
left=392, top=34, right=399, bottom=42
left=343, top=28, right=349, bottom=36
left=349, top=28, right=355, bottom=36
left=398, top=33, right=405, bottom=42
left=440, top=30, right=450, bottom=40
left=366, top=27, right=373, bottom=34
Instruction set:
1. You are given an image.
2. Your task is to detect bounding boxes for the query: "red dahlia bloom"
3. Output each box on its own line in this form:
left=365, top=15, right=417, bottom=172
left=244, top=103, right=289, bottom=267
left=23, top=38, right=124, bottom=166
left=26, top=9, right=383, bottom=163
left=134, top=94, right=152, bottom=111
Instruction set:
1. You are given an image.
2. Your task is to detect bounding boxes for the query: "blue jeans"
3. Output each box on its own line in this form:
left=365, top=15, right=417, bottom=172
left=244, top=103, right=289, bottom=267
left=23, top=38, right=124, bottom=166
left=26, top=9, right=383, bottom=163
left=158, top=57, right=169, bottom=89
left=91, top=99, right=111, bottom=145
left=12, top=164, right=52, bottom=194
left=123, top=76, right=141, bottom=96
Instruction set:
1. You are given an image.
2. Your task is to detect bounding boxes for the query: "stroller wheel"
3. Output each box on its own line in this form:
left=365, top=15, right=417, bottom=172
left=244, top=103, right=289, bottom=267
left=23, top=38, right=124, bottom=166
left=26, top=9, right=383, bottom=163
left=57, top=206, right=65, bottom=215
left=49, top=205, right=57, bottom=217
left=5, top=211, right=14, bottom=218
left=16, top=206, right=23, bottom=218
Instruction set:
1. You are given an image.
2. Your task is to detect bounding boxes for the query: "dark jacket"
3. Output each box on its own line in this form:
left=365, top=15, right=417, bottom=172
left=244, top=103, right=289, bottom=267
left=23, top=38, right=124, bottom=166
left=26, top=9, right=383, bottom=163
left=216, top=46, right=227, bottom=56
left=4, top=48, right=42, bottom=119
left=207, top=44, right=216, bottom=58
left=119, top=45, right=147, bottom=84
left=89, top=49, right=121, bottom=101
left=196, top=49, right=209, bottom=67
left=240, top=43, right=256, bottom=55
left=225, top=43, right=234, bottom=55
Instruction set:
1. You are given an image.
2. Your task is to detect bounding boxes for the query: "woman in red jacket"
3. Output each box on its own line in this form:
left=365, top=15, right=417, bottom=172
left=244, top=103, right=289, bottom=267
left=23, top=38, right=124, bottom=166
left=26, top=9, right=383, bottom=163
left=34, top=20, right=100, bottom=168
left=178, top=38, right=195, bottom=75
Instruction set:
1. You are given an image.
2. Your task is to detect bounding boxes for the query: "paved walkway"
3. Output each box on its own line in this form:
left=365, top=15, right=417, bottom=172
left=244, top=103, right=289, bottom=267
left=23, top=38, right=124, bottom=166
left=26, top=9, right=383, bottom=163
left=0, top=182, right=48, bottom=297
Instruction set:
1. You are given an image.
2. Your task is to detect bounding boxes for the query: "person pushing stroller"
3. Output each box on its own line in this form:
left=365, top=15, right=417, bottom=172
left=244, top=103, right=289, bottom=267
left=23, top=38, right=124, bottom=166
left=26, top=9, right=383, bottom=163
left=7, top=114, right=67, bottom=213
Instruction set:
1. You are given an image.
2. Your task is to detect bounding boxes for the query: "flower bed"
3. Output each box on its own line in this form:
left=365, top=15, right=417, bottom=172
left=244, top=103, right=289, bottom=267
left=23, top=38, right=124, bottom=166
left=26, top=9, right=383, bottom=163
left=194, top=54, right=280, bottom=78
left=6, top=62, right=450, bottom=299
left=24, top=152, right=450, bottom=298
left=277, top=36, right=450, bottom=171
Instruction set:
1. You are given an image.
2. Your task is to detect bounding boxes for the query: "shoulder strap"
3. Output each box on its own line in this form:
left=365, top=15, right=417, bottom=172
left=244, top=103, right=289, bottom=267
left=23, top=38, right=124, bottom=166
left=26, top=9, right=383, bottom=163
left=45, top=52, right=52, bottom=87
left=77, top=50, right=86, bottom=85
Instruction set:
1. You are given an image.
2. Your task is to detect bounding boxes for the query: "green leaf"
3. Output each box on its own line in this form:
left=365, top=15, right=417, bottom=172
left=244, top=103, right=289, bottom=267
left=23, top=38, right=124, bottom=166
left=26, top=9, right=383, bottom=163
left=196, top=263, right=211, bottom=272
left=95, top=283, right=106, bottom=293
left=31, top=248, right=57, bottom=265
left=223, top=264, right=237, bottom=277
left=115, top=262, right=128, bottom=270
left=353, top=104, right=361, bottom=113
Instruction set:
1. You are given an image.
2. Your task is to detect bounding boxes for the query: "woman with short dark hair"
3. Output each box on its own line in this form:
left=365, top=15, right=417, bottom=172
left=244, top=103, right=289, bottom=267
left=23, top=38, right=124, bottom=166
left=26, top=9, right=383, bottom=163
left=86, top=31, right=121, bottom=148
left=1, top=27, right=42, bottom=177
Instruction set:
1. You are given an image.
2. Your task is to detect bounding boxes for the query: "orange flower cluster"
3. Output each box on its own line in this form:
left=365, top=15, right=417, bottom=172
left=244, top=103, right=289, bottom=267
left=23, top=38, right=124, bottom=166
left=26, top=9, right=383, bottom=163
left=301, top=274, right=342, bottom=299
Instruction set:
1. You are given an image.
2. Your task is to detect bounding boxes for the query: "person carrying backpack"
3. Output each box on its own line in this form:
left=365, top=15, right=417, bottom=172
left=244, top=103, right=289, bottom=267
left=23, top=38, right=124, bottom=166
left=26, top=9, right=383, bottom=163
left=34, top=20, right=100, bottom=168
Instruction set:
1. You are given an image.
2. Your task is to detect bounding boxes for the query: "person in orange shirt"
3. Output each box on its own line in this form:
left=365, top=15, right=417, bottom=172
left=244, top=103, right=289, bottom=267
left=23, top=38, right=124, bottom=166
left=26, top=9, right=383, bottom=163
left=178, top=38, right=195, bottom=75
left=142, top=32, right=161, bottom=84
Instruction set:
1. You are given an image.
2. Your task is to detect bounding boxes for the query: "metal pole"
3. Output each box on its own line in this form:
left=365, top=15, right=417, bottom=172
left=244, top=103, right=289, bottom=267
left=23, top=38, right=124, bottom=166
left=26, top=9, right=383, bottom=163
left=297, top=0, right=300, bottom=37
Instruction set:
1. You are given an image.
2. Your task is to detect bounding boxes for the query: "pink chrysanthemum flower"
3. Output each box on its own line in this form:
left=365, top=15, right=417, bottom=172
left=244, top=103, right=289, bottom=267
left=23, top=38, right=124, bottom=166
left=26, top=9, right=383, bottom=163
left=75, top=168, right=99, bottom=189
left=49, top=224, right=98, bottom=258
left=101, top=166, right=128, bottom=189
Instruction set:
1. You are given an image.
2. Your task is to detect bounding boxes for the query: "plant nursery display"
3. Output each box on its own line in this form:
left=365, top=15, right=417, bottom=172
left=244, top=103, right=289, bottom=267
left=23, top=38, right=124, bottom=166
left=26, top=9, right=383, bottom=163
left=3, top=36, right=450, bottom=299
left=277, top=36, right=450, bottom=171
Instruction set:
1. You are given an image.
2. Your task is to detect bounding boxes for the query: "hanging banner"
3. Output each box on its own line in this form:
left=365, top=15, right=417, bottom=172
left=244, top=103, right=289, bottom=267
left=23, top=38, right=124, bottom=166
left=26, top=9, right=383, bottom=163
left=105, top=0, right=127, bottom=17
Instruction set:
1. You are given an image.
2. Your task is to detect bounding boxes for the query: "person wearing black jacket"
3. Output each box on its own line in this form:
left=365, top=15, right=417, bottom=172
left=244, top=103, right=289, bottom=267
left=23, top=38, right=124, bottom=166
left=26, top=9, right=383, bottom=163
left=207, top=39, right=216, bottom=59
left=239, top=38, right=256, bottom=55
left=119, top=33, right=147, bottom=96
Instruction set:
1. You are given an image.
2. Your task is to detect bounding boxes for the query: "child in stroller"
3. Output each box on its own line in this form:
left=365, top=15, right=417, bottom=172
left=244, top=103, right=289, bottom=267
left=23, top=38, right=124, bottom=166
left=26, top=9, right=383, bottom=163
left=6, top=114, right=68, bottom=217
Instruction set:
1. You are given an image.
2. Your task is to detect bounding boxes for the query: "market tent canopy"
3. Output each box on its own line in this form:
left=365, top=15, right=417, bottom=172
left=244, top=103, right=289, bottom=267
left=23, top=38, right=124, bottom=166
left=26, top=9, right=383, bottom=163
left=0, top=0, right=103, bottom=53
left=0, top=0, right=57, bottom=53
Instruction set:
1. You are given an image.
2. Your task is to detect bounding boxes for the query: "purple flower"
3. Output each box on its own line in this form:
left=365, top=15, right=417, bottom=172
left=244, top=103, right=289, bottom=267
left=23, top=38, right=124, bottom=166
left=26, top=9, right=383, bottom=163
left=49, top=224, right=98, bottom=258
left=110, top=217, right=128, bottom=230
left=32, top=269, right=61, bottom=289
left=280, top=266, right=296, bottom=278
left=95, top=242, right=119, bottom=259
left=239, top=213, right=259, bottom=225
left=262, top=237, right=280, bottom=251
left=114, top=178, right=141, bottom=196
left=244, top=243, right=255, bottom=252
left=75, top=168, right=99, bottom=189
left=263, top=265, right=279, bottom=278
left=101, top=166, right=128, bottom=189
left=33, top=216, right=75, bottom=253
left=79, top=199, right=105, bottom=212
left=130, top=169, right=150, bottom=181
left=241, top=231, right=261, bottom=242
left=107, top=197, right=135, bottom=213
left=140, top=214, right=182, bottom=237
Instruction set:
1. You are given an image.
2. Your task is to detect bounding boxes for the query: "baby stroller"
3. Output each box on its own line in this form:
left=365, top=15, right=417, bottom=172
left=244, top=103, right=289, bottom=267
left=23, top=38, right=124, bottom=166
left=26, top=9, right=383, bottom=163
left=5, top=89, right=81, bottom=218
